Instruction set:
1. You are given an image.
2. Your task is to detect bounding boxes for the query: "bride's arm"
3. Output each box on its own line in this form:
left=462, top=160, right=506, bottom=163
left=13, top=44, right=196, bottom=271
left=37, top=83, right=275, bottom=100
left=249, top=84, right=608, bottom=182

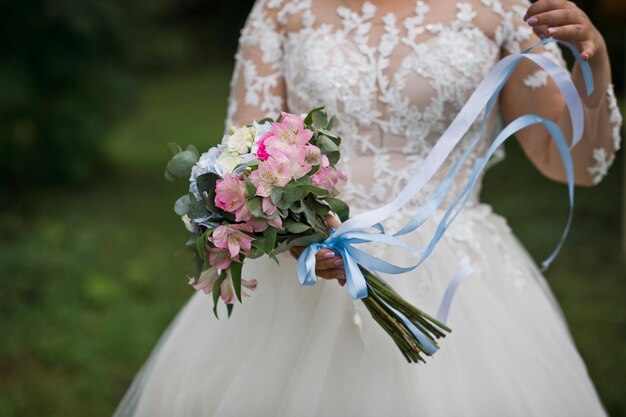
left=225, top=0, right=286, bottom=129
left=499, top=0, right=622, bottom=186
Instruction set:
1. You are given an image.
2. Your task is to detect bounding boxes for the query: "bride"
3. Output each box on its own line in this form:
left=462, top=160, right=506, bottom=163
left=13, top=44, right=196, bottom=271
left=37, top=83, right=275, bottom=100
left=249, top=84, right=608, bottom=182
left=114, top=0, right=621, bottom=416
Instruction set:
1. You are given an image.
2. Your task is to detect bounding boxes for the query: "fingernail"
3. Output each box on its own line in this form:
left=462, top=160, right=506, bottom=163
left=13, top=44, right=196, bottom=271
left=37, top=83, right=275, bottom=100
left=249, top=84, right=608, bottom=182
left=582, top=52, right=589, bottom=60
left=547, top=27, right=558, bottom=36
left=527, top=17, right=538, bottom=26
left=333, top=259, right=343, bottom=266
left=539, top=33, right=546, bottom=40
left=523, top=14, right=528, bottom=22
left=323, top=252, right=334, bottom=259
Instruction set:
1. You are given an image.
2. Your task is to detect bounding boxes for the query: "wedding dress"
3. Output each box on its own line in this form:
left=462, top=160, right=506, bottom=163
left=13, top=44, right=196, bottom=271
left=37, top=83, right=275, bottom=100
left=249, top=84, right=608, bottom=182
left=114, top=0, right=622, bottom=416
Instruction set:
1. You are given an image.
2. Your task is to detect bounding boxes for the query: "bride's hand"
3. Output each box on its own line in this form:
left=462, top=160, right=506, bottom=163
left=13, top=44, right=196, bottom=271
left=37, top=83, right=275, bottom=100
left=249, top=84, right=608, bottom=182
left=524, top=0, right=605, bottom=61
left=289, top=214, right=346, bottom=287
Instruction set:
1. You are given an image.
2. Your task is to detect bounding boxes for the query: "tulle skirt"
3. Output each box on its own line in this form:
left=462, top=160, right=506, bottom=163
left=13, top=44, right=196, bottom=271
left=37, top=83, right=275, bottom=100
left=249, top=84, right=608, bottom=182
left=114, top=204, right=607, bottom=417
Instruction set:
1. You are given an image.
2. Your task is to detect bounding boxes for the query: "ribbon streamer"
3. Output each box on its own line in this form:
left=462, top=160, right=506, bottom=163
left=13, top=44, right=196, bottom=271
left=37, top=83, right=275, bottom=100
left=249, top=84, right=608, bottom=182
left=298, top=40, right=594, bottom=310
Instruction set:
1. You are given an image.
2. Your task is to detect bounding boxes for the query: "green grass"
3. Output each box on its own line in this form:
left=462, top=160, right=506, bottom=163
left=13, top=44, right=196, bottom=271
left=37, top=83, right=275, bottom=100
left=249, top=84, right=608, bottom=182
left=0, top=67, right=624, bottom=416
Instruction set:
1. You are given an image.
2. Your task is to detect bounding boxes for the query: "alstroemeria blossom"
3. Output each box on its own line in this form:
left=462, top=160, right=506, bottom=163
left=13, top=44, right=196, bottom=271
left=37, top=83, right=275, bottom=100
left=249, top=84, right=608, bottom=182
left=214, top=174, right=247, bottom=215
left=220, top=275, right=258, bottom=304
left=255, top=132, right=272, bottom=161
left=246, top=215, right=283, bottom=233
left=208, top=247, right=234, bottom=270
left=210, top=224, right=254, bottom=258
left=248, top=157, right=292, bottom=197
left=312, top=157, right=347, bottom=193
left=188, top=267, right=219, bottom=294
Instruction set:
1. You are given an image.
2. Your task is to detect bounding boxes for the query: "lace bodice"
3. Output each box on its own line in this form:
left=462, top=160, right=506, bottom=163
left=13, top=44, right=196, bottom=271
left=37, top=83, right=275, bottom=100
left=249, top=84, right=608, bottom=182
left=226, top=0, right=622, bottom=214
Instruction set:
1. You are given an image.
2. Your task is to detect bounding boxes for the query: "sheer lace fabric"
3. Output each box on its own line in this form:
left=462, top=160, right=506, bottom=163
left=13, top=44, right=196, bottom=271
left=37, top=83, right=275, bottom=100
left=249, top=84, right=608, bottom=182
left=227, top=0, right=621, bottom=213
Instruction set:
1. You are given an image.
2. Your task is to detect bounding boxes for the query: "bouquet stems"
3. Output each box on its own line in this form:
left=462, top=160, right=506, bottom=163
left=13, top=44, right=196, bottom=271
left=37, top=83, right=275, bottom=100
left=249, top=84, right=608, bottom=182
left=359, top=268, right=450, bottom=363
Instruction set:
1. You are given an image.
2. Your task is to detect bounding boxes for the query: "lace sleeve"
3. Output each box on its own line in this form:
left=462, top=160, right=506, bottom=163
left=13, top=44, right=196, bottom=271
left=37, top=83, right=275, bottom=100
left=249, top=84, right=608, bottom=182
left=499, top=0, right=622, bottom=186
left=225, top=0, right=287, bottom=130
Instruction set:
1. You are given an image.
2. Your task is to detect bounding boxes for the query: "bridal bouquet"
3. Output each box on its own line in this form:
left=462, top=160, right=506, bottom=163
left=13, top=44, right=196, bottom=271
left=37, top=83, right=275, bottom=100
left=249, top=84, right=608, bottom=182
left=166, top=108, right=449, bottom=363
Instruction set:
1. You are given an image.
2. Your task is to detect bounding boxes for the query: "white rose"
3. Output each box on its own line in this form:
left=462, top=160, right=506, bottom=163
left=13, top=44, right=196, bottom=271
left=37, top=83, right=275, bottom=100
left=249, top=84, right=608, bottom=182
left=227, top=127, right=254, bottom=154
left=216, top=151, right=240, bottom=173
left=181, top=215, right=199, bottom=233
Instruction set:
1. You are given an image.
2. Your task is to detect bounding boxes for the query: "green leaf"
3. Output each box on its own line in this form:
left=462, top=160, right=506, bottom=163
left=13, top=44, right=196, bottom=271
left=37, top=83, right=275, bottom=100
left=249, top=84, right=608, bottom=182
left=227, top=303, right=234, bottom=318
left=247, top=197, right=264, bottom=218
left=290, top=200, right=305, bottom=214
left=317, top=135, right=340, bottom=151
left=318, top=128, right=339, bottom=140
left=263, top=226, right=278, bottom=252
left=185, top=144, right=199, bottom=159
left=164, top=170, right=176, bottom=182
left=174, top=195, right=190, bottom=216
left=187, top=194, right=208, bottom=219
left=166, top=142, right=182, bottom=156
left=296, top=184, right=329, bottom=196
left=270, top=187, right=284, bottom=205
left=304, top=106, right=325, bottom=126
left=196, top=172, right=220, bottom=194
left=283, top=219, right=312, bottom=234
left=312, top=110, right=328, bottom=129
left=244, top=175, right=257, bottom=197
left=326, top=115, right=337, bottom=130
left=325, top=197, right=350, bottom=222
left=282, top=184, right=306, bottom=204
left=212, top=271, right=227, bottom=319
left=287, top=232, right=327, bottom=247
left=302, top=200, right=317, bottom=228
left=230, top=261, right=243, bottom=303
left=326, top=151, right=340, bottom=166
left=166, top=149, right=198, bottom=179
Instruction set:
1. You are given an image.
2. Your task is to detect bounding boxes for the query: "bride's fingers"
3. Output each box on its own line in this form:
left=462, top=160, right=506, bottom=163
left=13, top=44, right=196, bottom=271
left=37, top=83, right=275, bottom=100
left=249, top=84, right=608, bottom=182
left=532, top=24, right=550, bottom=39
left=524, top=0, right=574, bottom=20
left=317, top=269, right=345, bottom=280
left=527, top=9, right=583, bottom=29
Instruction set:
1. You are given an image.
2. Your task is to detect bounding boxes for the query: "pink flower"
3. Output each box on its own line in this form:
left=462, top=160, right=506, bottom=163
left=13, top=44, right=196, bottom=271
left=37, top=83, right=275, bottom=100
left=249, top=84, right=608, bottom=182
left=256, top=132, right=272, bottom=161
left=215, top=173, right=248, bottom=215
left=303, top=144, right=322, bottom=166
left=246, top=216, right=283, bottom=233
left=210, top=224, right=254, bottom=258
left=248, top=157, right=292, bottom=197
left=312, top=165, right=348, bottom=193
left=188, top=268, right=218, bottom=294
left=188, top=268, right=258, bottom=303
left=220, top=275, right=259, bottom=304
left=208, top=247, right=234, bottom=270
left=262, top=197, right=277, bottom=216
left=265, top=113, right=313, bottom=154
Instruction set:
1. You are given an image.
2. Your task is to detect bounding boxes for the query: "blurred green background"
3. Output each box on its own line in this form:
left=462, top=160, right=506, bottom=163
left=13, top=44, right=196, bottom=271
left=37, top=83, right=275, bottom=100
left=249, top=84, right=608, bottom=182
left=0, top=0, right=624, bottom=416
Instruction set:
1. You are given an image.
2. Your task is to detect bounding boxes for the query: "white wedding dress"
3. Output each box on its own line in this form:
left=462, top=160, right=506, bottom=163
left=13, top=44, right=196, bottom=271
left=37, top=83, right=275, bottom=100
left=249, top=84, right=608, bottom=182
left=114, top=1, right=622, bottom=416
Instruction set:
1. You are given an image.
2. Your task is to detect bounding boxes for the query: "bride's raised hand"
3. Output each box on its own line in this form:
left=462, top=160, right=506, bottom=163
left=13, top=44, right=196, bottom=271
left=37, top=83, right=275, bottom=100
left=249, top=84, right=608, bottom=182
left=289, top=214, right=346, bottom=287
left=524, top=0, right=605, bottom=61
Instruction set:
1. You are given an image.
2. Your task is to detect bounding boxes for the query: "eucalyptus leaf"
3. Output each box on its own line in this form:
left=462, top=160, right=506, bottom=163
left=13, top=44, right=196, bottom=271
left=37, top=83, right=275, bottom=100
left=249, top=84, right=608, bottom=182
left=325, top=197, right=350, bottom=222
left=282, top=184, right=306, bottom=204
left=263, top=227, right=278, bottom=252
left=283, top=219, right=312, bottom=234
left=167, top=142, right=182, bottom=156
left=312, top=110, right=328, bottom=129
left=296, top=184, right=329, bottom=196
left=174, top=195, right=191, bottom=216
left=227, top=303, right=234, bottom=318
left=286, top=232, right=327, bottom=247
left=304, top=106, right=325, bottom=126
left=166, top=149, right=198, bottom=179
left=270, top=187, right=284, bottom=205
left=247, top=197, right=264, bottom=218
left=185, top=144, right=200, bottom=159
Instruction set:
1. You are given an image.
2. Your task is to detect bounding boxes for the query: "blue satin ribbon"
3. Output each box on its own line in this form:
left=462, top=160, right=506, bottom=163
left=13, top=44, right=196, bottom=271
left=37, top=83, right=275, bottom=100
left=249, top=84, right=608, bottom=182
left=297, top=40, right=593, bottom=322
